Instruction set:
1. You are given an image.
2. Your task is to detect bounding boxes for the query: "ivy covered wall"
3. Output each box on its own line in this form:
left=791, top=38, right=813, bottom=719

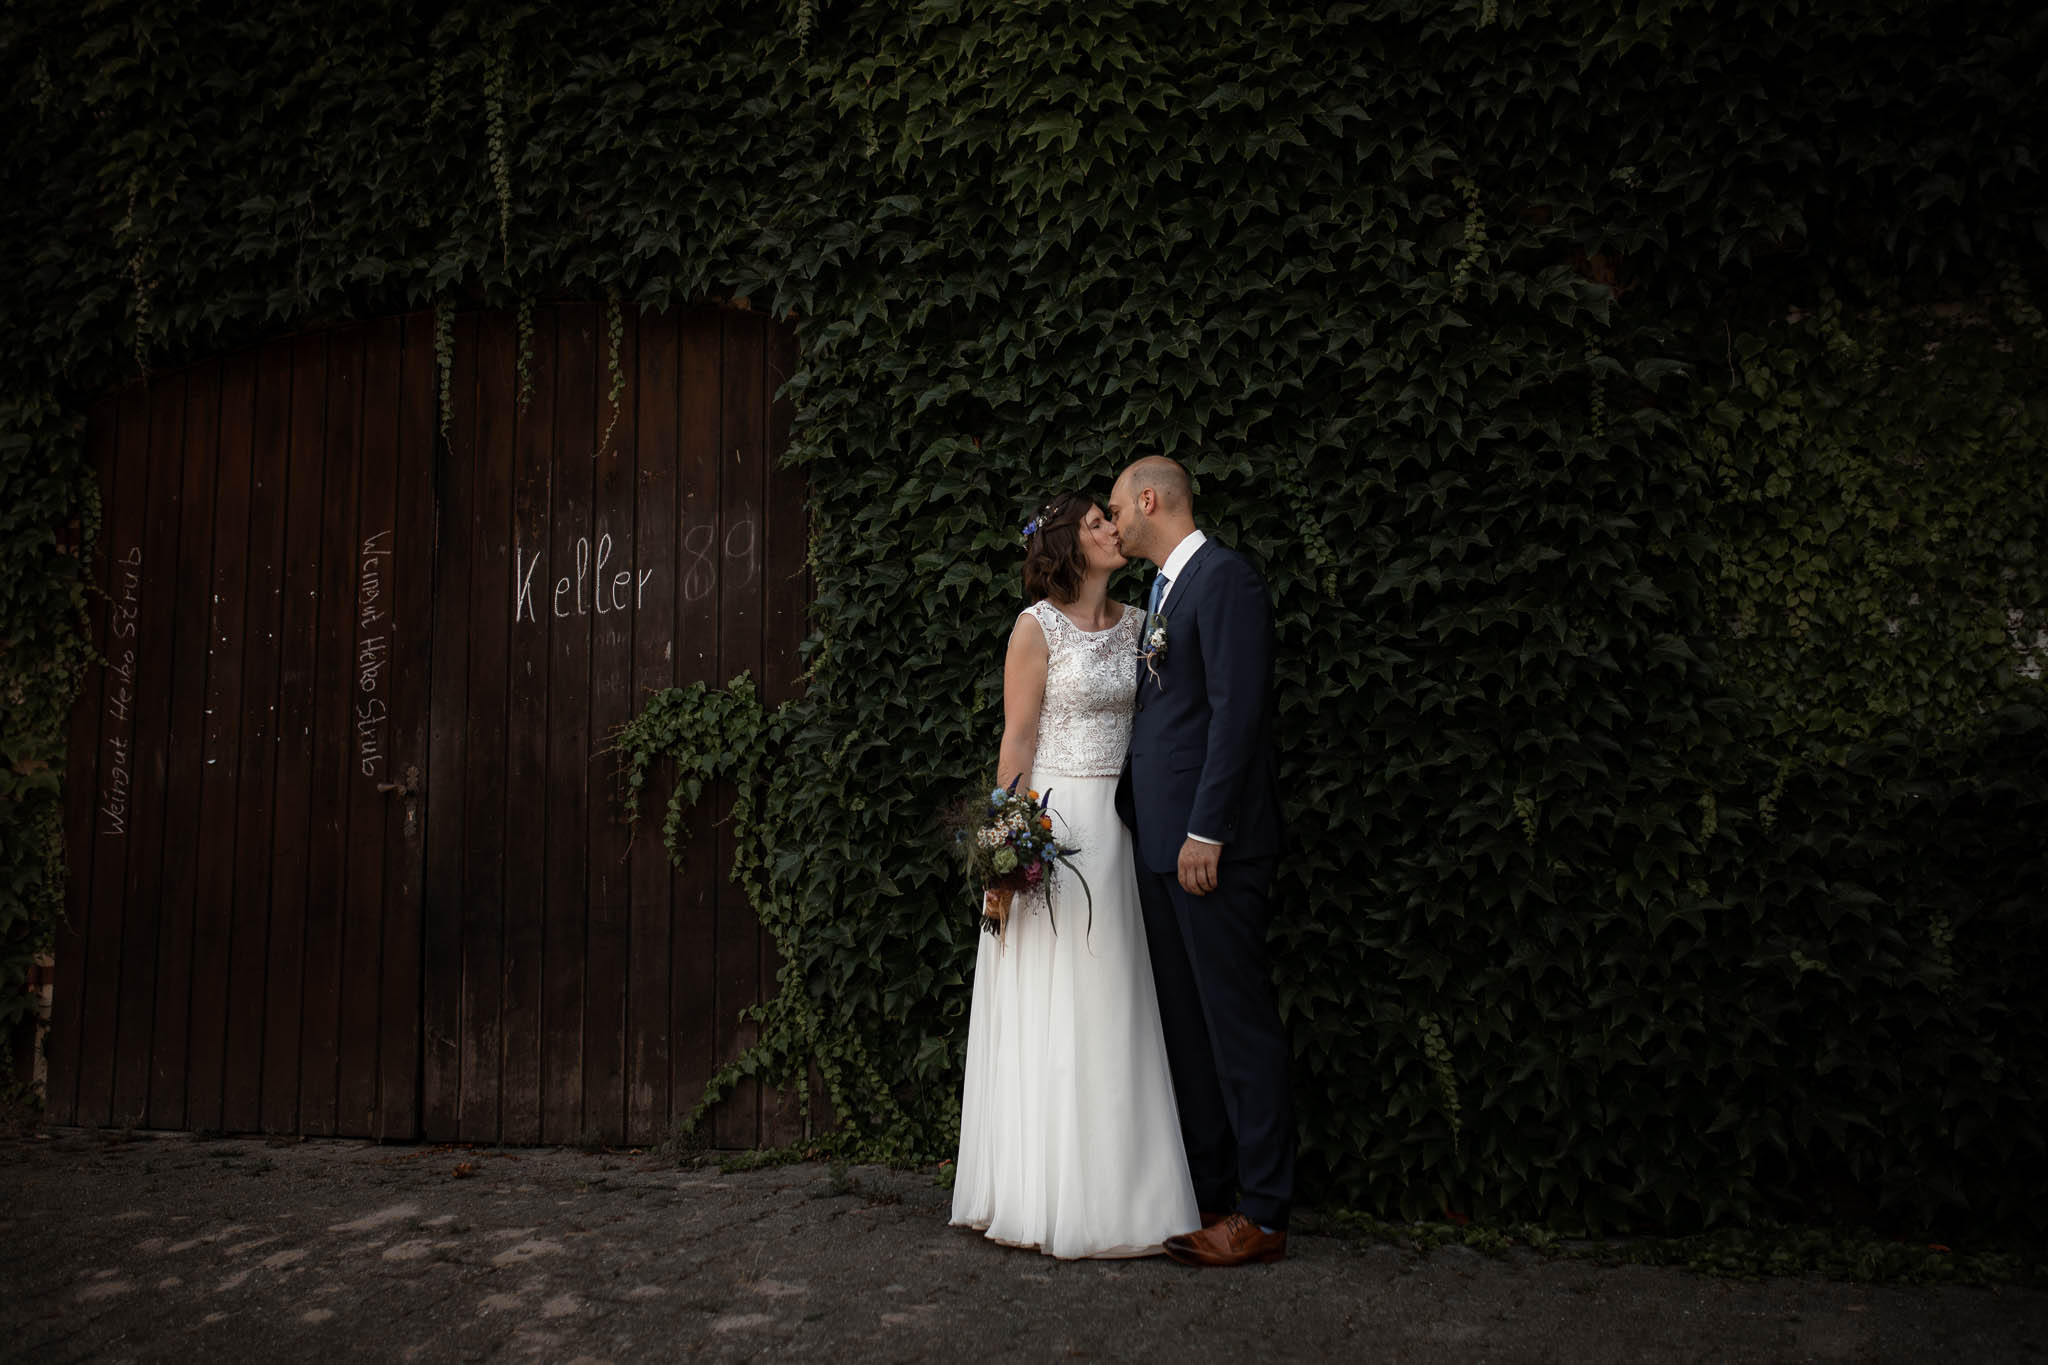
left=3, top=1, right=2044, bottom=1236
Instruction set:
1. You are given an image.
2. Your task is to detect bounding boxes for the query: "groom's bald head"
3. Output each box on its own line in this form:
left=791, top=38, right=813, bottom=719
left=1115, top=456, right=1193, bottom=516
left=1107, top=456, right=1197, bottom=565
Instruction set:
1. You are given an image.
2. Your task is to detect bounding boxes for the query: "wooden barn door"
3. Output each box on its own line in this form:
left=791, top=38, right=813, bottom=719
left=421, top=303, right=805, bottom=1147
left=46, top=316, right=438, bottom=1139
left=47, top=304, right=805, bottom=1147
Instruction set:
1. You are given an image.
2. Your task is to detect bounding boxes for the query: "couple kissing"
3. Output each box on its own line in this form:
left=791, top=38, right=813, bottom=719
left=950, top=455, right=1293, bottom=1268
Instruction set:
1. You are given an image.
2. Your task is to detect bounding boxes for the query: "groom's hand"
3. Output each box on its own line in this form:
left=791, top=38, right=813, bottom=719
left=1177, top=838, right=1221, bottom=896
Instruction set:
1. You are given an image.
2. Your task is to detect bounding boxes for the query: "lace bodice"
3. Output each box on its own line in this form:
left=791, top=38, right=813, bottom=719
left=1026, top=600, right=1140, bottom=778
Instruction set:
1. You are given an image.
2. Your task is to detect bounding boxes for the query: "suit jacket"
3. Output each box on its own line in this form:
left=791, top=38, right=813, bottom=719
left=1116, top=538, right=1283, bottom=875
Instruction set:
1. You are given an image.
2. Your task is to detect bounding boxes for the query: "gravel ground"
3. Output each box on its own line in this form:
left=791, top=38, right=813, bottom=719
left=2, top=1128, right=2042, bottom=1364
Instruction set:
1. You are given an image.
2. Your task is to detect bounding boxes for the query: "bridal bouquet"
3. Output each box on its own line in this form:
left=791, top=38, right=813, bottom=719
left=950, top=777, right=1090, bottom=937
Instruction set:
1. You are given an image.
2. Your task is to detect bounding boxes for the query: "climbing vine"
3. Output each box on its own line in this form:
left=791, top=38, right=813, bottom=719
left=0, top=396, right=95, bottom=1056
left=483, top=31, right=512, bottom=268
left=1, top=1, right=2043, bottom=1240
left=115, top=184, right=155, bottom=377
left=515, top=295, right=536, bottom=415
left=792, top=0, right=815, bottom=61
left=610, top=678, right=919, bottom=1150
left=1416, top=1012, right=1462, bottom=1156
left=1450, top=175, right=1486, bottom=304
left=1695, top=279, right=2048, bottom=761
left=434, top=302, right=456, bottom=450
left=598, top=291, right=625, bottom=457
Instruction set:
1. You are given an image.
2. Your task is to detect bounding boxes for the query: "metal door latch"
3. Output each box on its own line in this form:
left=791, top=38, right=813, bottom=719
left=378, top=765, right=423, bottom=838
left=377, top=764, right=421, bottom=798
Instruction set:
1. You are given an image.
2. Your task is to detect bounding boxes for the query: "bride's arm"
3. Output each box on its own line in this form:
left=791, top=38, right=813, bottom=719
left=987, top=613, right=1049, bottom=919
left=996, top=612, right=1048, bottom=791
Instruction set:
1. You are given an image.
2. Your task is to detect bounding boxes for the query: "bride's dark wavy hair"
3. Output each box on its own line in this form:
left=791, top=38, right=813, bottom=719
left=1020, top=490, right=1094, bottom=604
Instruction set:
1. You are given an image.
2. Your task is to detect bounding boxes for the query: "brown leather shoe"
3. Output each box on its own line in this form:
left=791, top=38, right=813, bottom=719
left=1163, top=1213, right=1287, bottom=1266
left=1199, top=1209, right=1229, bottom=1229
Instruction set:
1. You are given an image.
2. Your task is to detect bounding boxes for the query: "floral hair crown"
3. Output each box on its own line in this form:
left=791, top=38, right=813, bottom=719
left=1019, top=495, right=1073, bottom=543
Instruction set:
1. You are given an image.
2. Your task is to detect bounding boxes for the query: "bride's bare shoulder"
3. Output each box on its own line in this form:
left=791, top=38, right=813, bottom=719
left=1005, top=608, right=1049, bottom=672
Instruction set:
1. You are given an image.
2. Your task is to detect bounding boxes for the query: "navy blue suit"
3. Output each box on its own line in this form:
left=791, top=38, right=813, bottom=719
left=1116, top=537, right=1294, bottom=1229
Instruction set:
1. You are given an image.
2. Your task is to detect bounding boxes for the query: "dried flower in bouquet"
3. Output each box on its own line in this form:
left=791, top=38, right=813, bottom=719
left=947, top=776, right=1091, bottom=937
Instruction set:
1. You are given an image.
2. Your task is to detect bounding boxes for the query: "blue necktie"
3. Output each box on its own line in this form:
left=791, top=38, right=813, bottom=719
left=1147, top=572, right=1170, bottom=620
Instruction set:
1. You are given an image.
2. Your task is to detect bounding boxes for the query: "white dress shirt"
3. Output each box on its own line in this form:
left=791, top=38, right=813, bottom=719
left=1155, top=528, right=1207, bottom=613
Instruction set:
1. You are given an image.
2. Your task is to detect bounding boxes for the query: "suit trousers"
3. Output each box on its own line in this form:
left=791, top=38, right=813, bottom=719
left=1133, top=851, right=1295, bottom=1230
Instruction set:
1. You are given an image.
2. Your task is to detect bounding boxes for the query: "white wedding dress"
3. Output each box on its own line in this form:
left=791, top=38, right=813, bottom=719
left=950, top=600, right=1201, bottom=1258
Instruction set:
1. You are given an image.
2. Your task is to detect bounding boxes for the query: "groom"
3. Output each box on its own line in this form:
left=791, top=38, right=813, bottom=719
left=1108, top=456, right=1294, bottom=1267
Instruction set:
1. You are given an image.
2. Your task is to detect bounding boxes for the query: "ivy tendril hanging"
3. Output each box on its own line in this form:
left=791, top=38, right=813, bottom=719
left=484, top=34, right=512, bottom=268
left=610, top=677, right=922, bottom=1154
left=426, top=50, right=447, bottom=128
left=1276, top=464, right=1339, bottom=597
left=794, top=0, right=815, bottom=60
left=516, top=296, right=536, bottom=416
left=1583, top=332, right=1607, bottom=440
left=30, top=53, right=55, bottom=115
left=598, top=293, right=625, bottom=457
left=116, top=184, right=155, bottom=375
left=434, top=303, right=456, bottom=452
left=1417, top=1012, right=1462, bottom=1155
left=1512, top=790, right=1539, bottom=845
left=1450, top=175, right=1486, bottom=303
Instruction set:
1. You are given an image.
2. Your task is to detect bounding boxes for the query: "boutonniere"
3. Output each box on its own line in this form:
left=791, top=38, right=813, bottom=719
left=1139, top=611, right=1169, bottom=684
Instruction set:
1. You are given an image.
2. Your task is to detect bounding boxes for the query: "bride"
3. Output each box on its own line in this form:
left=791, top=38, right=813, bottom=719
left=949, top=491, right=1201, bottom=1258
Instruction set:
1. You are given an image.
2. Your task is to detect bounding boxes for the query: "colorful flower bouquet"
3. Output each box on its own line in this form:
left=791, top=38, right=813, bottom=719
left=951, top=777, right=1090, bottom=937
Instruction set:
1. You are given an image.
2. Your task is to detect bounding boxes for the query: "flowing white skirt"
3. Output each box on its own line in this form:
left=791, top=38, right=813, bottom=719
left=949, top=773, right=1201, bottom=1258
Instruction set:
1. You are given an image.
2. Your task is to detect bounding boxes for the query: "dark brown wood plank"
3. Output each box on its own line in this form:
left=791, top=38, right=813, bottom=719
left=75, top=383, right=150, bottom=1127
left=111, top=371, right=187, bottom=1128
left=672, top=307, right=723, bottom=1139
left=48, top=395, right=122, bottom=1124
left=714, top=311, right=766, bottom=1150
left=148, top=357, right=223, bottom=1129
left=759, top=318, right=808, bottom=1147
left=584, top=305, right=638, bottom=1147
left=184, top=350, right=257, bottom=1131
left=458, top=311, right=516, bottom=1143
left=296, top=326, right=366, bottom=1137
left=542, top=302, right=598, bottom=1142
left=262, top=331, right=331, bottom=1134
left=625, top=309, right=681, bottom=1145
left=421, top=312, right=479, bottom=1141
left=377, top=310, right=438, bottom=1141
left=337, top=317, right=402, bottom=1136
left=224, top=342, right=295, bottom=1133
left=499, top=307, right=557, bottom=1145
